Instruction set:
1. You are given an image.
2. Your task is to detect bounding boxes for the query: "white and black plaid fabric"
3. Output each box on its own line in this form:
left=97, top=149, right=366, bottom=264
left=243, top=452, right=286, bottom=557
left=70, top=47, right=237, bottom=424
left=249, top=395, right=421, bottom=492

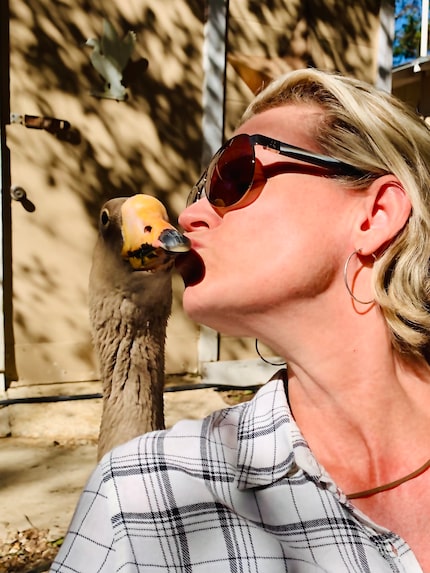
left=51, top=371, right=422, bottom=572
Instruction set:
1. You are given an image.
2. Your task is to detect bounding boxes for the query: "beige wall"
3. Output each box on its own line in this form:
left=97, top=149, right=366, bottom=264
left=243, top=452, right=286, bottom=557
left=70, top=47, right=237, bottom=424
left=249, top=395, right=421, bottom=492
left=8, top=1, right=204, bottom=386
left=6, top=0, right=385, bottom=389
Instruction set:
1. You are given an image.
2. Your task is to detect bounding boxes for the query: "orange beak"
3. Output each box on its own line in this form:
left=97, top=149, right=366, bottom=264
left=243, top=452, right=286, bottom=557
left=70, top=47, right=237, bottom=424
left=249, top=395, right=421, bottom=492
left=120, top=194, right=190, bottom=270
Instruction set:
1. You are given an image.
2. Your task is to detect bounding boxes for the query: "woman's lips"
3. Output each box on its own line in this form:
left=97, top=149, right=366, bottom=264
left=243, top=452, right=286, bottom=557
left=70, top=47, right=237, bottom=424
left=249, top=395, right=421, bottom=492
left=175, top=249, right=205, bottom=286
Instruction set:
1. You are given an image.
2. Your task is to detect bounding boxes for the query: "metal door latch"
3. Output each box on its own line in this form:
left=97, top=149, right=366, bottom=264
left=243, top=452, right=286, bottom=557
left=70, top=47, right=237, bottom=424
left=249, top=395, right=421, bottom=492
left=10, top=113, right=71, bottom=134
left=9, top=113, right=80, bottom=144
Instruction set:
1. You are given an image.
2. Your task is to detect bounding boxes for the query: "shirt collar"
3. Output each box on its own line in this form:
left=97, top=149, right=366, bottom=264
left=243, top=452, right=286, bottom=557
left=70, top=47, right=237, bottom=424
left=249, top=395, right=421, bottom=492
left=235, top=370, right=327, bottom=490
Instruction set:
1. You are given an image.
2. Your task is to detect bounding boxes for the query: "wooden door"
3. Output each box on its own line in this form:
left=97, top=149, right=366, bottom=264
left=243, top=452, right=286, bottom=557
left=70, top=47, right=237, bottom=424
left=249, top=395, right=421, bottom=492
left=7, top=0, right=204, bottom=390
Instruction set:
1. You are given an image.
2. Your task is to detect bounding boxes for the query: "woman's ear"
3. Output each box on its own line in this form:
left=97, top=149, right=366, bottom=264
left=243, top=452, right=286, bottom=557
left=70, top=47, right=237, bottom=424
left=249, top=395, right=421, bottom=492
left=355, top=175, right=411, bottom=256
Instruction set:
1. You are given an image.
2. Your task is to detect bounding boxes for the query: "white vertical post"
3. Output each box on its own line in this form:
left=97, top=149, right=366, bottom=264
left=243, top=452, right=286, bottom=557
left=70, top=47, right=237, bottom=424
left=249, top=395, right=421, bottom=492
left=421, top=0, right=429, bottom=57
left=376, top=0, right=395, bottom=91
left=201, top=0, right=228, bottom=165
left=197, top=0, right=229, bottom=366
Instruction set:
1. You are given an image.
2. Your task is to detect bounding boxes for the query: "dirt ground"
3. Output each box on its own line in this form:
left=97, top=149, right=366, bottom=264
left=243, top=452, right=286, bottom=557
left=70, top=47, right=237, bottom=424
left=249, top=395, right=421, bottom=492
left=0, top=387, right=247, bottom=572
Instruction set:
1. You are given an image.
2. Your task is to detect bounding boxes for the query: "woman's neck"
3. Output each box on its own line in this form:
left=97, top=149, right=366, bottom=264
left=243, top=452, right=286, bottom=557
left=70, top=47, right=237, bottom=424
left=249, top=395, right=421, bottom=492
left=286, top=342, right=430, bottom=492
left=258, top=297, right=430, bottom=482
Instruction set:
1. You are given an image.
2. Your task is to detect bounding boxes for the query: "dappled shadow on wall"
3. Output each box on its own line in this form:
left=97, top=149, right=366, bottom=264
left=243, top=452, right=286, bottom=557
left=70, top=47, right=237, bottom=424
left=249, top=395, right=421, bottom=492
left=8, top=0, right=206, bottom=380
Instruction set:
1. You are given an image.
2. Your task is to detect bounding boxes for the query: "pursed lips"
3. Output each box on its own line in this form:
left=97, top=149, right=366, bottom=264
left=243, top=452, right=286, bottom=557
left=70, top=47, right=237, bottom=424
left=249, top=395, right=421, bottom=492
left=174, top=240, right=206, bottom=286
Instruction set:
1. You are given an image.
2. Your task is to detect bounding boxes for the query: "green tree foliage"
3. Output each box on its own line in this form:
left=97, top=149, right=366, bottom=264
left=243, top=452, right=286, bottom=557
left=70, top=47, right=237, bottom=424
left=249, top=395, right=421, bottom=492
left=393, top=0, right=426, bottom=65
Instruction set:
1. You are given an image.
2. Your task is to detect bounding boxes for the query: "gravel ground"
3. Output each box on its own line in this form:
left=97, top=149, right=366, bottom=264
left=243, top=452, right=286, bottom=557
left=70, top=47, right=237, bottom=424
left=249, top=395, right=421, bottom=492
left=0, top=388, right=253, bottom=572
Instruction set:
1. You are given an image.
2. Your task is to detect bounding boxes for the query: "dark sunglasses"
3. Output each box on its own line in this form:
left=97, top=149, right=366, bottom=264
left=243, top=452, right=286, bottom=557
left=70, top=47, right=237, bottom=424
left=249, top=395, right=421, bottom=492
left=187, top=133, right=366, bottom=212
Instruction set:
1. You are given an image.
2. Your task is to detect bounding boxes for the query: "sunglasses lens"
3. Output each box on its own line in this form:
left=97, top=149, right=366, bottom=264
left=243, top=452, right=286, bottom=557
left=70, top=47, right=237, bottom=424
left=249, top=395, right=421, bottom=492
left=207, top=135, right=255, bottom=207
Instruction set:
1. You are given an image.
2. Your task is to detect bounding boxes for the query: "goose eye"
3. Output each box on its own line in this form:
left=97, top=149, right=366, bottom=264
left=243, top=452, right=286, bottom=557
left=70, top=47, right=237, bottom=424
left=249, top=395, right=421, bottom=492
left=100, top=209, right=110, bottom=227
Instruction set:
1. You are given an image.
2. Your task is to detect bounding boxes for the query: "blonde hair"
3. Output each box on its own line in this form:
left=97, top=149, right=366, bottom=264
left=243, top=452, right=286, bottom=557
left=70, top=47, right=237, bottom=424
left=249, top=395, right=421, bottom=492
left=241, top=68, right=430, bottom=362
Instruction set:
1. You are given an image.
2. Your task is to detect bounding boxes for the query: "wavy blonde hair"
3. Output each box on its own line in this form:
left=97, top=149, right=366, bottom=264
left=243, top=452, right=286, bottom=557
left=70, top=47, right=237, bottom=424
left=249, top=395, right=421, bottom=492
left=241, top=68, right=430, bottom=362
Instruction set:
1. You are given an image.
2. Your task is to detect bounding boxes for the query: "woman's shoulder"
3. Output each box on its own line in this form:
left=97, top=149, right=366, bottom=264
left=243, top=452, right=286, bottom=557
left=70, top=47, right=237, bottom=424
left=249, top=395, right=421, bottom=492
left=100, top=374, right=292, bottom=485
left=106, top=373, right=288, bottom=458
left=104, top=399, right=245, bottom=467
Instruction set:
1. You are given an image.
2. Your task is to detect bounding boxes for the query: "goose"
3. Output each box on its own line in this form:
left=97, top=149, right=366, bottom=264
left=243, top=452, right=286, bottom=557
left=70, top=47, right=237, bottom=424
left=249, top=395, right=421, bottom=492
left=89, top=194, right=190, bottom=459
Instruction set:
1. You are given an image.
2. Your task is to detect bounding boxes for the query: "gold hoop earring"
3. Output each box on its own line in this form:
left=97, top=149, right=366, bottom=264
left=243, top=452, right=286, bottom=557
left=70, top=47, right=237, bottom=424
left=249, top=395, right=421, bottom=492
left=255, top=339, right=286, bottom=366
left=343, top=249, right=375, bottom=305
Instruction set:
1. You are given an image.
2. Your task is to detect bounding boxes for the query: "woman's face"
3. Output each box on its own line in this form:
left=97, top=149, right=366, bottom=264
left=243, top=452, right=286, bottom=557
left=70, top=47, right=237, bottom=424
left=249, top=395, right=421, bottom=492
left=178, top=104, right=361, bottom=337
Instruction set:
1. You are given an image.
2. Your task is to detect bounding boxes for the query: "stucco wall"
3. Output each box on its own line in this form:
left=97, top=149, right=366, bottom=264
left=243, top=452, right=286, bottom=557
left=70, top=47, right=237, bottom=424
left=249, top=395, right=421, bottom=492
left=6, top=0, right=385, bottom=389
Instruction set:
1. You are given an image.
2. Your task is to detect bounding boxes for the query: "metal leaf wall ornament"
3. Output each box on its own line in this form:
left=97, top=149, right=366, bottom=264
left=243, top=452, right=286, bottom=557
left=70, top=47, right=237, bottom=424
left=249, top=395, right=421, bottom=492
left=85, top=19, right=136, bottom=101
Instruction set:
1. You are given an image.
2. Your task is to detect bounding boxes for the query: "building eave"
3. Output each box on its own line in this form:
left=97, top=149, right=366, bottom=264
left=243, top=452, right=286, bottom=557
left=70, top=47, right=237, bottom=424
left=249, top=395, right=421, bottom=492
left=392, top=56, right=430, bottom=88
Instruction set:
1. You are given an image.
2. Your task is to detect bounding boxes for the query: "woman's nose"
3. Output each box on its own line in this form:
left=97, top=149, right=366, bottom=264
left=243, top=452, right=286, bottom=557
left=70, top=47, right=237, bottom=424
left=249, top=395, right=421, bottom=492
left=178, top=197, right=222, bottom=231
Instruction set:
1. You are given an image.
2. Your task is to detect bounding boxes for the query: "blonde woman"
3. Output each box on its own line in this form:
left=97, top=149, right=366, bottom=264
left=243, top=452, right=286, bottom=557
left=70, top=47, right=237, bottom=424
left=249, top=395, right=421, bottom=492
left=52, top=69, right=430, bottom=572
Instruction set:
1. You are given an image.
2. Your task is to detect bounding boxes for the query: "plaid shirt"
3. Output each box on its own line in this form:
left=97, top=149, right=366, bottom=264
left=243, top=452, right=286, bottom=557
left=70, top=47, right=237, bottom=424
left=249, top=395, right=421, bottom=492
left=51, top=371, right=422, bottom=572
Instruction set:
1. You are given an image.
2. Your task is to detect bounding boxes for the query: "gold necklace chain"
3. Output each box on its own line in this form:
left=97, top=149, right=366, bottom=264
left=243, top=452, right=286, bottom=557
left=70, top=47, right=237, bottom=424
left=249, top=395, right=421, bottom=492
left=346, top=458, right=430, bottom=499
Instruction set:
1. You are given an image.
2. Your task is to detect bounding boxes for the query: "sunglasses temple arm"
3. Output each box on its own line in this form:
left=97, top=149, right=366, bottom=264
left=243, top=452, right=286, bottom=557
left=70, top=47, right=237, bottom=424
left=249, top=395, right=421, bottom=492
left=277, top=143, right=349, bottom=170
